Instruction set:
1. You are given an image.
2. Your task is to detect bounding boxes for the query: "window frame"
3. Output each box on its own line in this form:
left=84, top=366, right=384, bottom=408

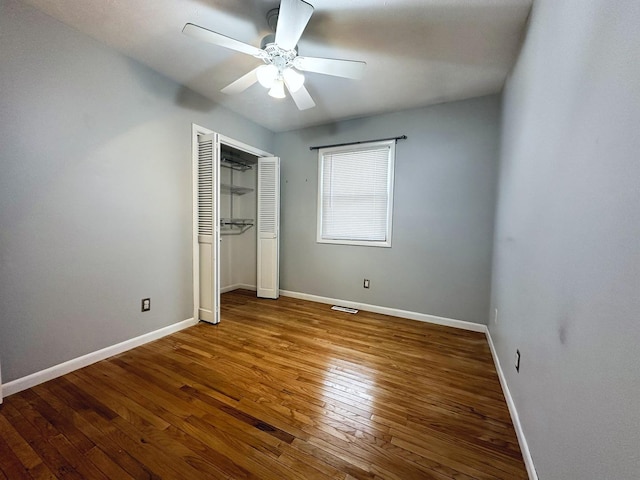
left=316, top=139, right=396, bottom=248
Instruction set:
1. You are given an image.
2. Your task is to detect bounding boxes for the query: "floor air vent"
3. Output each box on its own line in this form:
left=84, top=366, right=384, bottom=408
left=331, top=305, right=359, bottom=314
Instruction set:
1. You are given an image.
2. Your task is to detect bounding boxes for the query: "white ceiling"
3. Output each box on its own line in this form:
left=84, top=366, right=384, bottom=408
left=23, top=0, right=532, bottom=132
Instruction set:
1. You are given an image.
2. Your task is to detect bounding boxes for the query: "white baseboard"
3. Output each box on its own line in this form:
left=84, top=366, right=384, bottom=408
left=485, top=329, right=538, bottom=480
left=221, top=283, right=257, bottom=294
left=2, top=317, right=197, bottom=398
left=279, top=289, right=486, bottom=332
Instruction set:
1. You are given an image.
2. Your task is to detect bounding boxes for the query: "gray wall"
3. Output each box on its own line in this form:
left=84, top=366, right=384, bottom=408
left=274, top=96, right=500, bottom=324
left=490, top=0, right=640, bottom=478
left=0, top=0, right=273, bottom=382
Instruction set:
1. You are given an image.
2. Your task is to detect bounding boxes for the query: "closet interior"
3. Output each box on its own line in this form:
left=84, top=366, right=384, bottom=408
left=219, top=143, right=258, bottom=297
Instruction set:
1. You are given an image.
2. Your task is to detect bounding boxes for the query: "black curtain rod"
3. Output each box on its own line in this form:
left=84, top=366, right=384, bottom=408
left=309, top=135, right=407, bottom=151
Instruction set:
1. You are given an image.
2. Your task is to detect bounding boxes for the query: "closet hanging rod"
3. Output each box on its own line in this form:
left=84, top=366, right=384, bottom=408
left=309, top=135, right=407, bottom=151
left=220, top=156, right=254, bottom=171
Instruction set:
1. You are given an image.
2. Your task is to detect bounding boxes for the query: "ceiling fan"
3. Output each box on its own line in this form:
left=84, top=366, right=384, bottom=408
left=182, top=0, right=366, bottom=110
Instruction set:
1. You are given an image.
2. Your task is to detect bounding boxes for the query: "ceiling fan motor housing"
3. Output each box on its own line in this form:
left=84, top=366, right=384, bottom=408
left=261, top=34, right=298, bottom=73
left=263, top=8, right=298, bottom=64
left=266, top=8, right=279, bottom=32
left=260, top=33, right=276, bottom=48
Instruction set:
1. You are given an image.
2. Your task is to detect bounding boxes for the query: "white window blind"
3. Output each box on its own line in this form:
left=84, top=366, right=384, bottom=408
left=317, top=140, right=395, bottom=247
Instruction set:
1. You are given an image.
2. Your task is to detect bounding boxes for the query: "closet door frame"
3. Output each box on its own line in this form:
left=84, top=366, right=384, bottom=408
left=191, top=124, right=274, bottom=323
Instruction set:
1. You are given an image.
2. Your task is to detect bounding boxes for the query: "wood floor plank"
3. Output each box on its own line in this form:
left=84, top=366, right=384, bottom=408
left=45, top=434, right=110, bottom=480
left=0, top=289, right=527, bottom=479
left=33, top=381, right=163, bottom=480
left=60, top=376, right=230, bottom=480
left=84, top=446, right=136, bottom=480
left=0, top=433, right=32, bottom=480
left=0, top=402, right=85, bottom=480
left=0, top=412, right=56, bottom=480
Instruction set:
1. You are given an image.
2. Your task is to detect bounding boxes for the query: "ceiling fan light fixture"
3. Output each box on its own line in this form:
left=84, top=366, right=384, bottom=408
left=256, top=64, right=279, bottom=88
left=268, top=78, right=286, bottom=99
left=283, top=67, right=305, bottom=92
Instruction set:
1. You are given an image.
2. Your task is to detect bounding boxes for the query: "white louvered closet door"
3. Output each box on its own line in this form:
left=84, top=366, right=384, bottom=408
left=197, top=133, right=220, bottom=323
left=257, top=157, right=280, bottom=299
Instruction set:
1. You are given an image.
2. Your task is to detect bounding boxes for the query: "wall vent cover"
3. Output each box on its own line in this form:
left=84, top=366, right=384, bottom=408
left=331, top=305, right=358, bottom=314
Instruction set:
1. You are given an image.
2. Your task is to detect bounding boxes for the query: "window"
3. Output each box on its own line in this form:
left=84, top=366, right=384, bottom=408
left=317, top=140, right=395, bottom=247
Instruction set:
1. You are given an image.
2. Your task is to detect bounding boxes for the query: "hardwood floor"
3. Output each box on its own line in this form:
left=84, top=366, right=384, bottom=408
left=0, top=290, right=527, bottom=479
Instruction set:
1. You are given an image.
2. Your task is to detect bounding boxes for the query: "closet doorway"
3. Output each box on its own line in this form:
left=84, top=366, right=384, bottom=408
left=192, top=124, right=280, bottom=325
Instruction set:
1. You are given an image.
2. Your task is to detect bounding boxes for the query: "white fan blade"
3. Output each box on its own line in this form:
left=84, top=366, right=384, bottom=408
left=183, top=23, right=265, bottom=58
left=286, top=81, right=315, bottom=110
left=275, top=0, right=314, bottom=51
left=294, top=56, right=366, bottom=79
left=221, top=67, right=260, bottom=95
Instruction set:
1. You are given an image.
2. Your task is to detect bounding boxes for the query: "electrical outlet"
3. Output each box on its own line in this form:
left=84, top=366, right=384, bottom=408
left=141, top=298, right=151, bottom=312
left=494, top=308, right=498, bottom=324
left=515, top=349, right=521, bottom=372
left=363, top=279, right=370, bottom=289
